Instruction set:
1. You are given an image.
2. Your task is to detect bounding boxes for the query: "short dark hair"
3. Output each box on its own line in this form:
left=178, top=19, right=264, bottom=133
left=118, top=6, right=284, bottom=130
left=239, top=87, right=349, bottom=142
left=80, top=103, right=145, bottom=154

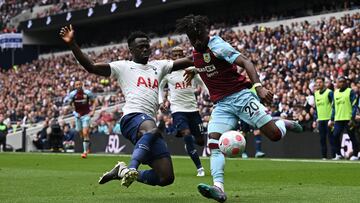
left=337, top=76, right=348, bottom=81
left=127, top=31, right=150, bottom=47
left=315, top=77, right=324, bottom=82
left=176, top=14, right=210, bottom=35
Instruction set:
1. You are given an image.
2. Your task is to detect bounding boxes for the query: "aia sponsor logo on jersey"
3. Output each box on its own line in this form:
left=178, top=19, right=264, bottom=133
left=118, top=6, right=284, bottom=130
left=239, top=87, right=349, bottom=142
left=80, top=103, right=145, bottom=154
left=136, top=76, right=159, bottom=89
left=175, top=81, right=191, bottom=89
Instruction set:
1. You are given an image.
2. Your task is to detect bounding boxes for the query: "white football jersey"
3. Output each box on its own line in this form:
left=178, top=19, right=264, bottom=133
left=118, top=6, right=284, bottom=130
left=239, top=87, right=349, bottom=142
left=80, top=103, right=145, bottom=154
left=159, top=69, right=208, bottom=113
left=109, top=60, right=173, bottom=118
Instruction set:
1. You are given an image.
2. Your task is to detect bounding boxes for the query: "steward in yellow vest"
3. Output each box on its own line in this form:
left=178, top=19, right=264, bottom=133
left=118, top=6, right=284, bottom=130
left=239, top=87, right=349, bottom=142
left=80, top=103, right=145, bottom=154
left=314, top=77, right=334, bottom=159
left=329, top=76, right=359, bottom=160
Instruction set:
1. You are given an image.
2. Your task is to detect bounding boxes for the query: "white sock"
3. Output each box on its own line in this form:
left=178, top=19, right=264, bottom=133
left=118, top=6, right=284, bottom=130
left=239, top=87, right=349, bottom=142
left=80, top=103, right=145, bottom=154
left=214, top=181, right=224, bottom=192
left=275, top=120, right=286, bottom=138
left=83, top=140, right=90, bottom=153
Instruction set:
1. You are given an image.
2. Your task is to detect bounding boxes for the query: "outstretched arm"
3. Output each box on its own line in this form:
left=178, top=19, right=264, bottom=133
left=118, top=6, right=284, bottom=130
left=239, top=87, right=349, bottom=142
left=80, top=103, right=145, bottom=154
left=59, top=25, right=111, bottom=77
left=171, top=56, right=194, bottom=72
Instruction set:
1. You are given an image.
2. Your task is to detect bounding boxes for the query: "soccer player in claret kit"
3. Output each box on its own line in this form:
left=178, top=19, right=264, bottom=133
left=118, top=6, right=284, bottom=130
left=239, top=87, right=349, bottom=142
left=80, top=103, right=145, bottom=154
left=60, top=25, right=193, bottom=188
left=65, top=80, right=97, bottom=158
left=176, top=15, right=302, bottom=202
left=159, top=46, right=208, bottom=176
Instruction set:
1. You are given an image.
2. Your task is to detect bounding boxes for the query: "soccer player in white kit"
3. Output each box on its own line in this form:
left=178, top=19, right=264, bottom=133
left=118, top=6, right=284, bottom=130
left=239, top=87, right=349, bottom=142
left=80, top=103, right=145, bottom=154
left=159, top=47, right=208, bottom=176
left=59, top=25, right=193, bottom=188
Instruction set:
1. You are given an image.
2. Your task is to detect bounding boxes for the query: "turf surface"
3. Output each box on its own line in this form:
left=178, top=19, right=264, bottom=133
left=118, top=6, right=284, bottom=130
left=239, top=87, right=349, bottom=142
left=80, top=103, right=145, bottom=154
left=1, top=153, right=360, bottom=203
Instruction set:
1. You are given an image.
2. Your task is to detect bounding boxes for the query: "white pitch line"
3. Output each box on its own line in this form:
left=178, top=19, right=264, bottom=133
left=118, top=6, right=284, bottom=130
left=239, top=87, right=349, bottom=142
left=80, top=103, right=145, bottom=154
left=268, top=158, right=360, bottom=164
left=2, top=152, right=360, bottom=164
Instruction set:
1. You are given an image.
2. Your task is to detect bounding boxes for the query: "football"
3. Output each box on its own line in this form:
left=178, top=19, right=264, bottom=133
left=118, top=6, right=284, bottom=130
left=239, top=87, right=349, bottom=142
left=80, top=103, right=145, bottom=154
left=219, top=131, right=246, bottom=157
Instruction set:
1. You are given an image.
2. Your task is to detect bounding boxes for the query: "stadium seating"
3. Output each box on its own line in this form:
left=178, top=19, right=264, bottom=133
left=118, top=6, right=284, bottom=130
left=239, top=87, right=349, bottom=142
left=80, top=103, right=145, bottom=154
left=0, top=10, right=359, bottom=135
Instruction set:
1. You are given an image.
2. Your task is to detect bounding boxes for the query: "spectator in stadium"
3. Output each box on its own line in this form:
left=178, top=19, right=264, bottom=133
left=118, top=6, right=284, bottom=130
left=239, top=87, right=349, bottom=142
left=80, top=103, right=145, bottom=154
left=96, top=110, right=113, bottom=124
left=355, top=99, right=360, bottom=144
left=32, top=118, right=50, bottom=150
left=0, top=114, right=8, bottom=152
left=1, top=12, right=359, bottom=131
left=313, top=77, right=335, bottom=159
left=97, top=120, right=110, bottom=135
left=0, top=10, right=359, bottom=164
left=48, top=116, right=63, bottom=152
left=329, top=76, right=359, bottom=160
left=63, top=123, right=77, bottom=152
left=65, top=80, right=97, bottom=158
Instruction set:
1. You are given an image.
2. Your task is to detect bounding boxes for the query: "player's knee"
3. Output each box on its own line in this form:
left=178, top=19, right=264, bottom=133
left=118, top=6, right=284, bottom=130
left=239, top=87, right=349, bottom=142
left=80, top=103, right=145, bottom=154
left=159, top=174, right=175, bottom=186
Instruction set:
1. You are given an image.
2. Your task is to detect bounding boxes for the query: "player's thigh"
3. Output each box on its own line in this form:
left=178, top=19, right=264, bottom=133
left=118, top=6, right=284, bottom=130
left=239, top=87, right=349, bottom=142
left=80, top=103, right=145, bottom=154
left=81, top=115, right=91, bottom=129
left=208, top=103, right=239, bottom=135
left=187, top=111, right=204, bottom=137
left=236, top=92, right=272, bottom=129
left=138, top=119, right=161, bottom=139
left=172, top=112, right=191, bottom=137
left=75, top=117, right=82, bottom=132
left=120, top=113, right=155, bottom=144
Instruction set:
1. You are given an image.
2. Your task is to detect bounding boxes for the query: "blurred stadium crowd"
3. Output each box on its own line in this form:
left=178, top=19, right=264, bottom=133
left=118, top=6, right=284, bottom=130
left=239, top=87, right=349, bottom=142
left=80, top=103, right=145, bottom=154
left=0, top=0, right=360, bottom=153
left=0, top=12, right=359, bottom=135
left=0, top=0, right=354, bottom=34
left=0, top=0, right=121, bottom=33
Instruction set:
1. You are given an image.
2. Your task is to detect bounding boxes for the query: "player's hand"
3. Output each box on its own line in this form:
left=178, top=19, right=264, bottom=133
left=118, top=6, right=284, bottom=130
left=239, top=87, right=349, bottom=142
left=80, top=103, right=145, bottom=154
left=59, top=24, right=75, bottom=45
left=183, top=69, right=195, bottom=86
left=348, top=119, right=355, bottom=128
left=355, top=115, right=360, bottom=122
left=159, top=103, right=168, bottom=113
left=312, top=121, right=317, bottom=129
left=89, top=111, right=95, bottom=118
left=256, top=86, right=273, bottom=104
left=328, top=120, right=334, bottom=128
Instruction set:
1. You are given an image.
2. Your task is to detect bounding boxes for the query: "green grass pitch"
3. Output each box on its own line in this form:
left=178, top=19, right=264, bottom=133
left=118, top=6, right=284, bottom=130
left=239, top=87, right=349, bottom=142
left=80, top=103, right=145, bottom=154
left=1, top=153, right=360, bottom=203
